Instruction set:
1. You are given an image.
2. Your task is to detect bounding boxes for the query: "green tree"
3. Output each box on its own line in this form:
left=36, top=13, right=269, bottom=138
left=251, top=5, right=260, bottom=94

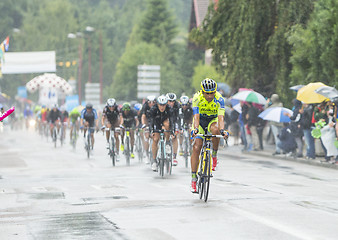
left=289, top=0, right=338, bottom=86
left=190, top=0, right=314, bottom=101
left=139, top=0, right=178, bottom=47
left=191, top=62, right=224, bottom=92
left=108, top=42, right=164, bottom=100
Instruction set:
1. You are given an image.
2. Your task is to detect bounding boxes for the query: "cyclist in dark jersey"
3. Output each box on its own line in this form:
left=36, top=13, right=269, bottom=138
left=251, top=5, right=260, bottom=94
left=149, top=95, right=174, bottom=171
left=166, top=93, right=181, bottom=166
left=80, top=103, right=99, bottom=149
left=102, top=98, right=121, bottom=153
left=120, top=102, right=139, bottom=158
left=48, top=104, right=61, bottom=138
left=141, top=95, right=156, bottom=163
left=179, top=95, right=193, bottom=155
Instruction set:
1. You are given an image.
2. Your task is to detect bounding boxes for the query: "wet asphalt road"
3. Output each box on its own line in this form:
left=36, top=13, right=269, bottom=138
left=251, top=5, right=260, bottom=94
left=1, top=127, right=338, bottom=240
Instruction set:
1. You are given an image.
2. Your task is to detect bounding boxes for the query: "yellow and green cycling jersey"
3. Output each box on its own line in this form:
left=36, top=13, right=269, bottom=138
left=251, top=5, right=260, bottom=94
left=192, top=91, right=225, bottom=119
left=192, top=91, right=225, bottom=135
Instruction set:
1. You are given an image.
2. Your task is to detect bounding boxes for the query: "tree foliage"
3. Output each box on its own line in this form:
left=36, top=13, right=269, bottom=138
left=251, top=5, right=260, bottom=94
left=139, top=0, right=178, bottom=47
left=190, top=0, right=319, bottom=102
left=288, top=0, right=338, bottom=86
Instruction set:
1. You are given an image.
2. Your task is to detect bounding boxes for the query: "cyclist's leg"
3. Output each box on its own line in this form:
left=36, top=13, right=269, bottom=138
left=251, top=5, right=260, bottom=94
left=90, top=129, right=95, bottom=149
left=209, top=120, right=220, bottom=151
left=114, top=122, right=120, bottom=155
left=50, top=122, right=54, bottom=137
left=152, top=132, right=160, bottom=161
left=130, top=128, right=135, bottom=153
left=70, top=122, right=73, bottom=141
left=209, top=119, right=220, bottom=170
left=106, top=121, right=112, bottom=143
left=162, top=119, right=170, bottom=141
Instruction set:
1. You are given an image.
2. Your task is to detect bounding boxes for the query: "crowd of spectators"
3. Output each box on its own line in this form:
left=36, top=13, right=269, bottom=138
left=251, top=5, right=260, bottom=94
left=227, top=93, right=338, bottom=164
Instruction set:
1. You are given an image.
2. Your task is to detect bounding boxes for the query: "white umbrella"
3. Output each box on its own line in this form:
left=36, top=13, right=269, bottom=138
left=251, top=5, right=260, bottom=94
left=258, top=107, right=293, bottom=123
left=26, top=73, right=73, bottom=95
left=232, top=90, right=267, bottom=105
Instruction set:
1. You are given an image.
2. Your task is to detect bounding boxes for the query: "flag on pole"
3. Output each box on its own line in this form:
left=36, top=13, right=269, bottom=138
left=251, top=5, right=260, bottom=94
left=3, top=36, right=9, bottom=51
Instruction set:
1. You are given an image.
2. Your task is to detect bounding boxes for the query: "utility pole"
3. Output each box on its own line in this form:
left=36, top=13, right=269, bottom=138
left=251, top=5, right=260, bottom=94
left=99, top=32, right=103, bottom=104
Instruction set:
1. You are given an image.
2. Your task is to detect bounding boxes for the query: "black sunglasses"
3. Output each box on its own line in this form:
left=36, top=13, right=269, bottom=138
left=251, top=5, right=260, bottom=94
left=203, top=91, right=215, bottom=95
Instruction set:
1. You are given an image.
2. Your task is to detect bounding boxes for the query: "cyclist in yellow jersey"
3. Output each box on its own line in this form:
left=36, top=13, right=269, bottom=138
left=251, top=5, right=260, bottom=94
left=190, top=78, right=229, bottom=193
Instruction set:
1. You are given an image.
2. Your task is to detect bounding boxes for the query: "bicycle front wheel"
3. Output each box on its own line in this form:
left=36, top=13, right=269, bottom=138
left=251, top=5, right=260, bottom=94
left=110, top=136, right=116, bottom=166
left=125, top=136, right=130, bottom=166
left=87, top=133, right=91, bottom=158
left=203, top=151, right=211, bottom=202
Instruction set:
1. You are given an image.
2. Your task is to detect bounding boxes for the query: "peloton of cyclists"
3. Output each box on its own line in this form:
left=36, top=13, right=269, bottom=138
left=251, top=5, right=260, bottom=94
left=120, top=102, right=139, bottom=159
left=80, top=103, right=99, bottom=150
left=190, top=78, right=229, bottom=193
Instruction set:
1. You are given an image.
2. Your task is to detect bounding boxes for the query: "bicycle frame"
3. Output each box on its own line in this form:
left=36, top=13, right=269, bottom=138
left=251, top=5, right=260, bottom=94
left=196, top=133, right=223, bottom=202
left=123, top=127, right=132, bottom=166
left=154, top=129, right=173, bottom=177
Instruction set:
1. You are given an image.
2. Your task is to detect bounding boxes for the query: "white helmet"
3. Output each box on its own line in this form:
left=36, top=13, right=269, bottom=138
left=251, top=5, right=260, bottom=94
left=147, top=95, right=156, bottom=102
left=106, top=98, right=116, bottom=107
left=157, top=95, right=168, bottom=105
left=180, top=96, right=189, bottom=105
left=166, top=93, right=176, bottom=101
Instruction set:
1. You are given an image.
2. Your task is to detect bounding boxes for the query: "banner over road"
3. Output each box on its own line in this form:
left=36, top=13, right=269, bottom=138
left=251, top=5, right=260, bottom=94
left=1, top=51, right=56, bottom=74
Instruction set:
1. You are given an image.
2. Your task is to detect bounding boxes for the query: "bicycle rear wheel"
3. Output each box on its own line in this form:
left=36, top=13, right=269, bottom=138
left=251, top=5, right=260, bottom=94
left=53, top=128, right=57, bottom=148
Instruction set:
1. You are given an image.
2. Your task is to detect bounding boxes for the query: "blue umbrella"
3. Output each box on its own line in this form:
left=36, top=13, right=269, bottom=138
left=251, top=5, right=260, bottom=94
left=217, top=83, right=231, bottom=96
left=259, top=107, right=293, bottom=123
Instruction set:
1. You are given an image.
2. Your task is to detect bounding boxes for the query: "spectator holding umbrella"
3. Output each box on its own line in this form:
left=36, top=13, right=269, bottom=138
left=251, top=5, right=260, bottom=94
left=265, top=94, right=283, bottom=155
left=246, top=102, right=260, bottom=151
left=284, top=99, right=304, bottom=157
left=301, top=104, right=316, bottom=159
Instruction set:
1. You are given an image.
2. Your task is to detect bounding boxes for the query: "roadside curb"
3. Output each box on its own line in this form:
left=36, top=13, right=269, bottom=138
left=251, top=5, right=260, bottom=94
left=220, top=147, right=338, bottom=170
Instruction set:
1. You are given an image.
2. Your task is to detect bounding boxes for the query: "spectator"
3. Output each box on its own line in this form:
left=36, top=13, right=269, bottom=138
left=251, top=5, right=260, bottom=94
left=286, top=99, right=304, bottom=157
left=277, top=122, right=297, bottom=156
left=265, top=94, right=283, bottom=155
left=246, top=102, right=260, bottom=151
left=313, top=102, right=330, bottom=161
left=301, top=104, right=316, bottom=159
left=239, top=101, right=249, bottom=151
left=320, top=102, right=338, bottom=163
left=229, top=105, right=240, bottom=145
left=256, top=108, right=266, bottom=150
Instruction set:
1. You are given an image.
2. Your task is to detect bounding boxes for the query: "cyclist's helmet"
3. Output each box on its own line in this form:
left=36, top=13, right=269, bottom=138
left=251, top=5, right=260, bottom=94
left=147, top=95, right=156, bottom=102
left=180, top=96, right=189, bottom=105
left=201, top=78, right=217, bottom=93
left=166, top=93, right=176, bottom=101
left=86, top=103, right=93, bottom=109
left=53, top=104, right=58, bottom=109
left=134, top=103, right=142, bottom=111
left=157, top=95, right=168, bottom=105
left=122, top=102, right=131, bottom=111
left=106, top=98, right=116, bottom=107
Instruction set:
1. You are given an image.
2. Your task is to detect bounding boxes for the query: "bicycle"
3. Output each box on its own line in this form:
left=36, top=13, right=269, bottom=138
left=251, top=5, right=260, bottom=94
left=60, top=122, right=65, bottom=146
left=153, top=129, right=173, bottom=178
left=104, top=126, right=117, bottom=166
left=182, top=123, right=192, bottom=168
left=83, top=127, right=95, bottom=159
left=144, top=126, right=153, bottom=165
left=51, top=123, right=58, bottom=148
left=70, top=123, right=78, bottom=150
left=196, top=132, right=223, bottom=202
left=122, top=127, right=132, bottom=166
left=135, top=128, right=143, bottom=163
